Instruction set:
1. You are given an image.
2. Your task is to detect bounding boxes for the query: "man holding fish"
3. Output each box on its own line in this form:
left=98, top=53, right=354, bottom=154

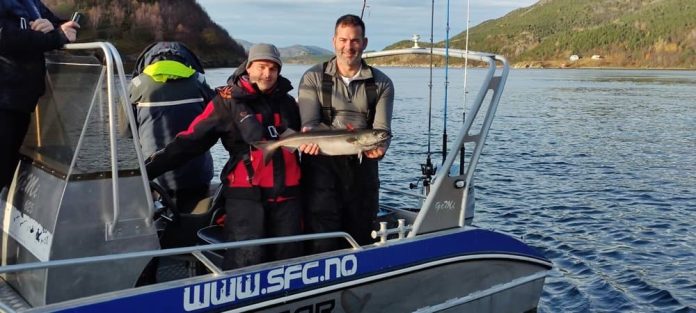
left=297, top=14, right=395, bottom=252
left=146, top=43, right=307, bottom=269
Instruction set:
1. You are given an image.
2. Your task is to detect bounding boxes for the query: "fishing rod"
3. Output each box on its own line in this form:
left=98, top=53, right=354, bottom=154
left=357, top=0, right=435, bottom=191
left=421, top=0, right=437, bottom=189
left=442, top=0, right=451, bottom=164
left=460, top=0, right=471, bottom=175
left=410, top=0, right=437, bottom=191
left=360, top=0, right=368, bottom=19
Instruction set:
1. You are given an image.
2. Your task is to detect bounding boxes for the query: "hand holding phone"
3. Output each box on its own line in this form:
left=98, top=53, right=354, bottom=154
left=70, top=12, right=83, bottom=24
left=61, top=13, right=81, bottom=42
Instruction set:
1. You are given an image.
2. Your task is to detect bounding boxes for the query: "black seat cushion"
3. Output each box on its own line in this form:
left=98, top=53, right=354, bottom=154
left=197, top=225, right=225, bottom=245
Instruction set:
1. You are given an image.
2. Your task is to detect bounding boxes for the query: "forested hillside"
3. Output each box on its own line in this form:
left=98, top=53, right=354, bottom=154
left=44, top=0, right=246, bottom=68
left=387, top=0, right=696, bottom=68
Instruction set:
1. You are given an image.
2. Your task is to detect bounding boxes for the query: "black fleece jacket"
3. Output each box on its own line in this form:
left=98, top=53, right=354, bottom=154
left=0, top=7, right=68, bottom=113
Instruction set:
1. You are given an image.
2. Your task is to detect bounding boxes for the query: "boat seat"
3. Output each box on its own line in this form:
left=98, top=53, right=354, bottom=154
left=196, top=225, right=225, bottom=268
left=146, top=195, right=219, bottom=282
left=158, top=184, right=224, bottom=249
left=197, top=224, right=224, bottom=244
left=190, top=197, right=212, bottom=215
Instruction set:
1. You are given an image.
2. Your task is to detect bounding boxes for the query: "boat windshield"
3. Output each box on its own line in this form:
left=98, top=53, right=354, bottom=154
left=20, top=53, right=140, bottom=178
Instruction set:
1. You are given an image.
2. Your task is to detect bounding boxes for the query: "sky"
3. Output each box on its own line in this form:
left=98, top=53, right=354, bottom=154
left=196, top=0, right=538, bottom=51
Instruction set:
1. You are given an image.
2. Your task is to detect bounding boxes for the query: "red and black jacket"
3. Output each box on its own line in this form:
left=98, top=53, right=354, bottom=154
left=146, top=71, right=301, bottom=202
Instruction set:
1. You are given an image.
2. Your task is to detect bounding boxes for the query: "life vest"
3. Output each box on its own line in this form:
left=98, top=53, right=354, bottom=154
left=223, top=83, right=301, bottom=202
left=132, top=41, right=205, bottom=78
left=320, top=61, right=378, bottom=128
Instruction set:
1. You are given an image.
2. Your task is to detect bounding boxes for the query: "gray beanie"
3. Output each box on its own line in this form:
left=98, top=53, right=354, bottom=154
left=247, top=43, right=282, bottom=68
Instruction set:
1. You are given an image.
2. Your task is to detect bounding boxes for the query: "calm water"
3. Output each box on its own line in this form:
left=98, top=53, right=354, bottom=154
left=205, top=65, right=696, bottom=312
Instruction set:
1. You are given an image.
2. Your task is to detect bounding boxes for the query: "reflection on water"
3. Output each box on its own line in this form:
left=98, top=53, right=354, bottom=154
left=205, top=66, right=696, bottom=312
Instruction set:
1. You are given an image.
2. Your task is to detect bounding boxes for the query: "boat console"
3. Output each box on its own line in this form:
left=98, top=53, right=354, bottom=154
left=0, top=44, right=159, bottom=306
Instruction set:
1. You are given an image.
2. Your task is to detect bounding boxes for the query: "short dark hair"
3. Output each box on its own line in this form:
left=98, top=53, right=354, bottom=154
left=335, top=14, right=366, bottom=37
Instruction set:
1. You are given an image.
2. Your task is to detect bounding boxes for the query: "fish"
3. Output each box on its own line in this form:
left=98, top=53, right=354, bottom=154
left=253, top=129, right=391, bottom=164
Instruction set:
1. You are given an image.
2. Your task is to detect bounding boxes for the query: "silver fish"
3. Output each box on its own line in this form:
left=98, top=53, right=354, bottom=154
left=253, top=129, right=391, bottom=164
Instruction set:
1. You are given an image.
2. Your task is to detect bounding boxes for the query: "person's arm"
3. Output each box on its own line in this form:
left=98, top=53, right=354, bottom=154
left=231, top=98, right=264, bottom=144
left=294, top=68, right=324, bottom=154
left=364, top=74, right=395, bottom=159
left=36, top=3, right=78, bottom=41
left=196, top=73, right=216, bottom=104
left=146, top=98, right=224, bottom=179
left=29, top=19, right=54, bottom=33
left=0, top=27, right=68, bottom=53
left=371, top=76, right=395, bottom=132
left=297, top=66, right=327, bottom=130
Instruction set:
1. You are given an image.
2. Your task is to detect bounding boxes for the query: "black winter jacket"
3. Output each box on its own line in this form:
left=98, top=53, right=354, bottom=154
left=146, top=73, right=301, bottom=201
left=126, top=72, right=215, bottom=192
left=0, top=4, right=67, bottom=113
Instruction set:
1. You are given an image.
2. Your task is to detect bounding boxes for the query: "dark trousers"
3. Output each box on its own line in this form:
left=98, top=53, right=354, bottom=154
left=0, top=110, right=31, bottom=190
left=302, top=155, right=379, bottom=253
left=222, top=197, right=303, bottom=270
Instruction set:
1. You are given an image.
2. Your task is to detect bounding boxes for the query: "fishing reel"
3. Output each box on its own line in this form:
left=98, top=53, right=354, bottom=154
left=409, top=155, right=437, bottom=189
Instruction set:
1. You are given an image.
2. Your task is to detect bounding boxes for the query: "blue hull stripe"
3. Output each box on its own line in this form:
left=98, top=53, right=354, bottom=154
left=50, top=229, right=549, bottom=313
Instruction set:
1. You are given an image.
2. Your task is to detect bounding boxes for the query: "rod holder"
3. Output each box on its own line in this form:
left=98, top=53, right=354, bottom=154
left=371, top=219, right=412, bottom=244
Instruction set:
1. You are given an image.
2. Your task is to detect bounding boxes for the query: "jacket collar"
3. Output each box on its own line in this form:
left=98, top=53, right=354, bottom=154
left=143, top=60, right=196, bottom=82
left=325, top=57, right=373, bottom=81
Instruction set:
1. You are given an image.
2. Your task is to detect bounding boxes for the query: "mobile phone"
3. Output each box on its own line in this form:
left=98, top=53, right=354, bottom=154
left=70, top=12, right=82, bottom=24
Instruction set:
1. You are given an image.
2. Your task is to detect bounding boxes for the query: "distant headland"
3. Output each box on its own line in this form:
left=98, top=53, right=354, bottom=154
left=45, top=0, right=694, bottom=70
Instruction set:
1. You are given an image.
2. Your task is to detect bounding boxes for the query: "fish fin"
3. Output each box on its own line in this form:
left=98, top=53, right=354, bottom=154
left=251, top=141, right=275, bottom=164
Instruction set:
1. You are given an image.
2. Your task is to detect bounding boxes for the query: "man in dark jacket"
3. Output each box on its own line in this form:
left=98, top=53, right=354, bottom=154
left=0, top=0, right=79, bottom=190
left=146, top=43, right=305, bottom=270
left=124, top=41, right=215, bottom=213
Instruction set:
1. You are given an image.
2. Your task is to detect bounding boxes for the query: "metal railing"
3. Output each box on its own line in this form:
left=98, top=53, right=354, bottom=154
left=62, top=42, right=154, bottom=234
left=363, top=48, right=509, bottom=236
left=0, top=232, right=360, bottom=276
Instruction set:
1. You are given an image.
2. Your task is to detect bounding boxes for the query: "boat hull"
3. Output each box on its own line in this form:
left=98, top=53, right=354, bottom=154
left=33, top=228, right=550, bottom=313
left=253, top=259, right=547, bottom=313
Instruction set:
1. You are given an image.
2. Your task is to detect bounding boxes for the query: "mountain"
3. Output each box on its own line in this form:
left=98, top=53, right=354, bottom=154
left=386, top=0, right=696, bottom=69
left=236, top=39, right=254, bottom=52
left=43, top=0, right=246, bottom=68
left=236, top=41, right=333, bottom=64
left=278, top=45, right=333, bottom=64
left=278, top=45, right=332, bottom=58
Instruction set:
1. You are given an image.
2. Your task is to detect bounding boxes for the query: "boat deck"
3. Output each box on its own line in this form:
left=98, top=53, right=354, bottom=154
left=0, top=278, right=30, bottom=312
